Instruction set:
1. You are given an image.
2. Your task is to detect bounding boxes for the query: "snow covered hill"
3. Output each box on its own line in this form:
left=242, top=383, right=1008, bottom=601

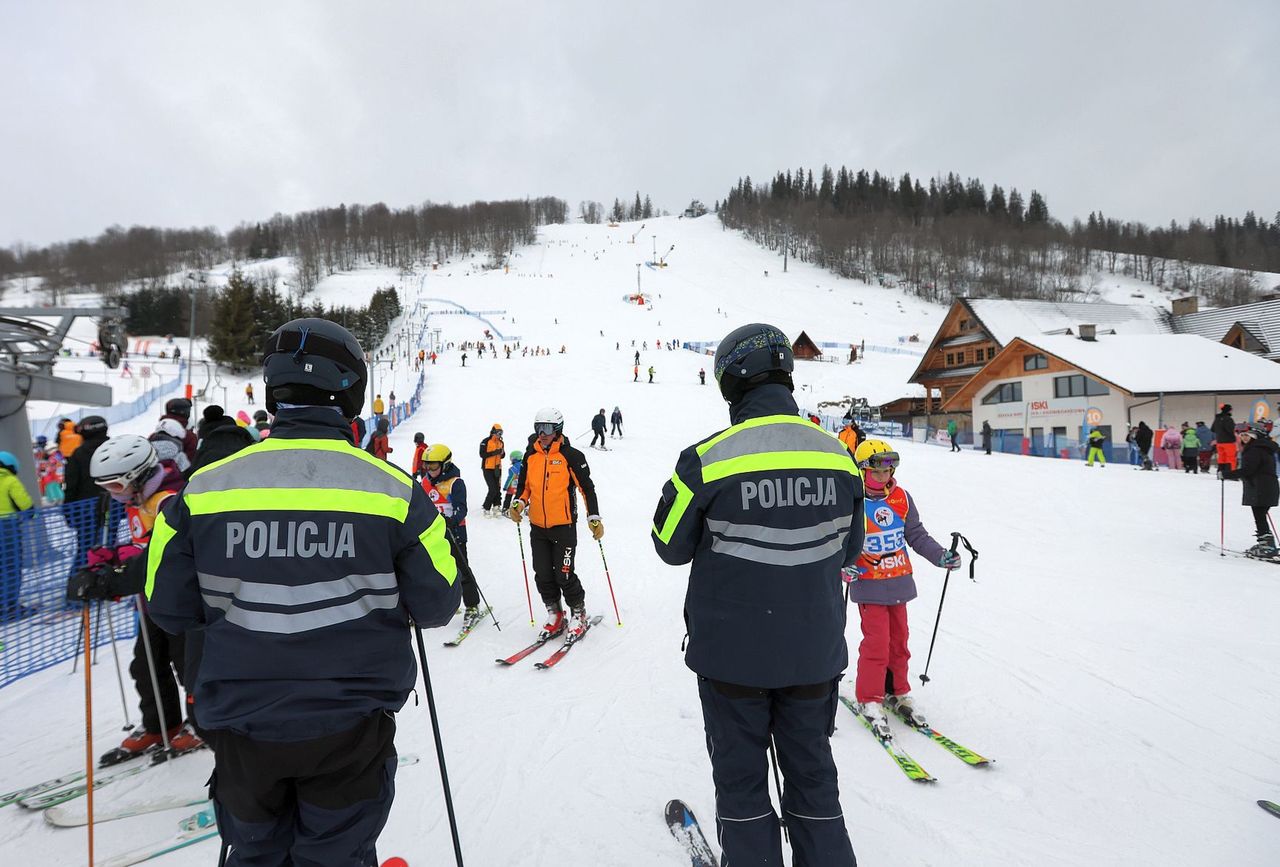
left=2, top=216, right=1278, bottom=865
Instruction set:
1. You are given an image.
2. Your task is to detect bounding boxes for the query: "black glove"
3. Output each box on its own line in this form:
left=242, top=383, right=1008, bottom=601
left=66, top=565, right=115, bottom=602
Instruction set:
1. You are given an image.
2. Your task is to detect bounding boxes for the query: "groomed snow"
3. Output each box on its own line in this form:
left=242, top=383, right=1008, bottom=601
left=2, top=216, right=1277, bottom=865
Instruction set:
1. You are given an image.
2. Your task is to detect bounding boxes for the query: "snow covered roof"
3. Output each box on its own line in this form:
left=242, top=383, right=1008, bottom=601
left=1023, top=333, right=1280, bottom=395
left=1171, top=297, right=1280, bottom=360
left=965, top=298, right=1171, bottom=346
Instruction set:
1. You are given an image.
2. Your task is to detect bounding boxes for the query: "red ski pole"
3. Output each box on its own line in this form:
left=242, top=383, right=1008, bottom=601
left=516, top=522, right=534, bottom=625
left=597, top=539, right=622, bottom=626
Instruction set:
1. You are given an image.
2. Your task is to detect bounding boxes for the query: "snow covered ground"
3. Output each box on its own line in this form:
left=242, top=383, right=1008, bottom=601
left=2, top=216, right=1278, bottom=865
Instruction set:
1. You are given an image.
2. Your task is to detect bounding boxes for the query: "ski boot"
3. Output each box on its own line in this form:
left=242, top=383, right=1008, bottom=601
left=167, top=722, right=205, bottom=754
left=859, top=701, right=893, bottom=740
left=885, top=693, right=929, bottom=729
left=1246, top=533, right=1278, bottom=559
left=565, top=606, right=590, bottom=644
left=461, top=606, right=485, bottom=631
left=100, top=724, right=182, bottom=766
left=538, top=606, right=565, bottom=641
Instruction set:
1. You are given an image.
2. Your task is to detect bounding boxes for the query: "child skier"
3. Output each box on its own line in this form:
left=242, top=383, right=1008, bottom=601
left=501, top=449, right=523, bottom=514
left=849, top=439, right=960, bottom=739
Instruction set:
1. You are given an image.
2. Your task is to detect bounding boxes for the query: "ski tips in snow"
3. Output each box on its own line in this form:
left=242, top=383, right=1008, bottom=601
left=1259, top=799, right=1280, bottom=818
left=665, top=799, right=719, bottom=867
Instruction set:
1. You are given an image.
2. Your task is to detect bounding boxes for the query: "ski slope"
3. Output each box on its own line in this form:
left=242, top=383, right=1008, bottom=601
left=2, top=216, right=1278, bottom=865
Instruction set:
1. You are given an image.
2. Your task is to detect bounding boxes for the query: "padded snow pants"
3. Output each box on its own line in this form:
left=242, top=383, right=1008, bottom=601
left=854, top=602, right=910, bottom=704
left=529, top=524, right=585, bottom=609
left=131, top=609, right=188, bottom=735
left=208, top=712, right=397, bottom=867
left=481, top=468, right=502, bottom=511
left=696, top=676, right=856, bottom=867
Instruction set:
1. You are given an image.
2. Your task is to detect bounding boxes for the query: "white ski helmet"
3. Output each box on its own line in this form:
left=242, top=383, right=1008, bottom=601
left=90, top=434, right=158, bottom=490
left=533, top=406, right=564, bottom=437
left=155, top=418, right=186, bottom=440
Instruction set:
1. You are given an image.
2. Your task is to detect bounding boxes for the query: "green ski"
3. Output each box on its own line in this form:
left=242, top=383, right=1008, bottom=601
left=839, top=697, right=935, bottom=783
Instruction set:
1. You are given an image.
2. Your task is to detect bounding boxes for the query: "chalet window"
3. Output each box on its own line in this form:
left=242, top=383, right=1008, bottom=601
left=1023, top=353, right=1048, bottom=371
left=959, top=318, right=970, bottom=331
left=946, top=353, right=954, bottom=366
left=986, top=347, right=996, bottom=360
left=981, top=381, right=1023, bottom=405
left=1053, top=374, right=1109, bottom=398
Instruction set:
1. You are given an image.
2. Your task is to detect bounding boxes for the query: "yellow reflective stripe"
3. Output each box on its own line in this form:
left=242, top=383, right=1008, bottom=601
left=190, top=438, right=412, bottom=488
left=652, top=471, right=695, bottom=545
left=702, top=450, right=860, bottom=484
left=417, top=517, right=458, bottom=586
left=695, top=414, right=812, bottom=457
left=145, top=510, right=177, bottom=599
left=186, top=488, right=410, bottom=521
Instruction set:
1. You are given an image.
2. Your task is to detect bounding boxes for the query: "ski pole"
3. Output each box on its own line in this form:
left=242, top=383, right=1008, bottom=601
left=515, top=521, right=534, bottom=625
left=919, top=532, right=978, bottom=685
left=596, top=539, right=622, bottom=626
left=412, top=625, right=464, bottom=867
left=1219, top=474, right=1225, bottom=556
left=92, top=599, right=103, bottom=665
left=102, top=601, right=134, bottom=730
left=135, top=597, right=173, bottom=754
left=81, top=604, right=95, bottom=867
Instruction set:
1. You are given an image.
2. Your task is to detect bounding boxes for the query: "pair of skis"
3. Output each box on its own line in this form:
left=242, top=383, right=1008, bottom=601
left=1199, top=541, right=1280, bottom=563
left=0, top=744, right=205, bottom=811
left=46, top=755, right=420, bottom=866
left=443, top=605, right=493, bottom=646
left=839, top=696, right=992, bottom=783
left=495, top=615, right=603, bottom=670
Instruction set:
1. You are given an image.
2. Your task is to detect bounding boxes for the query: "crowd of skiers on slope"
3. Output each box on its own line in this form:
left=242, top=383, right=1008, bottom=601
left=33, top=314, right=1273, bottom=867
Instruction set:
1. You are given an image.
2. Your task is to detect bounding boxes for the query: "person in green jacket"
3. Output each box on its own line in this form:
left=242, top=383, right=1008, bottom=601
left=0, top=451, right=34, bottom=621
left=947, top=418, right=960, bottom=452
left=1085, top=429, right=1107, bottom=467
left=1180, top=423, right=1201, bottom=474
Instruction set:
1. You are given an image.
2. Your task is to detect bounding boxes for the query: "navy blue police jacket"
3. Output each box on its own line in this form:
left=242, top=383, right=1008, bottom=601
left=146, top=406, right=460, bottom=741
left=651, top=384, right=864, bottom=689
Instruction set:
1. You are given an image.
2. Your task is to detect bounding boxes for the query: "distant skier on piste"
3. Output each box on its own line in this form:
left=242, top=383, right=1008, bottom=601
left=650, top=322, right=862, bottom=867
left=145, top=317, right=460, bottom=866
left=590, top=408, right=607, bottom=449
left=508, top=407, right=603, bottom=643
left=610, top=406, right=623, bottom=438
left=501, top=449, right=523, bottom=513
left=848, top=439, right=960, bottom=740
left=1219, top=421, right=1279, bottom=557
left=479, top=424, right=505, bottom=515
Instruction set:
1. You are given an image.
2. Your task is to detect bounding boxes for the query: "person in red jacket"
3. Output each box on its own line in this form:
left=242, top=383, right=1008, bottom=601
left=366, top=416, right=393, bottom=462
left=410, top=432, right=428, bottom=480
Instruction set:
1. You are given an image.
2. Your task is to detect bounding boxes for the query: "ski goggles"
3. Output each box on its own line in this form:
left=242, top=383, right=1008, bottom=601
left=95, top=476, right=132, bottom=494
left=861, top=452, right=900, bottom=469
left=534, top=422, right=559, bottom=436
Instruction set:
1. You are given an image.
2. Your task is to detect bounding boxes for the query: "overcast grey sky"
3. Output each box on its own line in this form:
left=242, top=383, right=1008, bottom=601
left=2, top=1, right=1277, bottom=247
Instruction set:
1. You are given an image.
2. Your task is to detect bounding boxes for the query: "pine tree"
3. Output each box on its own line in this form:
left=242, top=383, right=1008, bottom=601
left=642, top=195, right=653, bottom=219
left=1027, top=190, right=1049, bottom=224
left=208, top=270, right=260, bottom=368
left=632, top=192, right=643, bottom=220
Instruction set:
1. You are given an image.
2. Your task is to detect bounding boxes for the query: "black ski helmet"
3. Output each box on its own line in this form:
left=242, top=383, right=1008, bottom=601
left=77, top=415, right=108, bottom=438
left=261, top=318, right=368, bottom=419
left=164, top=398, right=192, bottom=420
left=713, top=323, right=795, bottom=403
left=413, top=432, right=425, bottom=444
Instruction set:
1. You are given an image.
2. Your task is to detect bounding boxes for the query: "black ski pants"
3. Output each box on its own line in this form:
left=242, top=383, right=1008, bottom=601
left=455, top=539, right=480, bottom=608
left=482, top=467, right=502, bottom=511
left=529, top=523, right=584, bottom=610
left=697, top=676, right=856, bottom=867
left=131, top=608, right=188, bottom=735
left=611, top=420, right=622, bottom=437
left=591, top=428, right=605, bottom=448
left=208, top=711, right=397, bottom=867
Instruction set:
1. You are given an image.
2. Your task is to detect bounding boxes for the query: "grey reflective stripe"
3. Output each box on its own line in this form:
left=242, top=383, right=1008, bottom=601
left=700, top=423, right=845, bottom=467
left=706, top=515, right=852, bottom=546
left=201, top=591, right=400, bottom=635
left=199, top=571, right=397, bottom=606
left=710, top=533, right=847, bottom=566
left=186, top=449, right=410, bottom=502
